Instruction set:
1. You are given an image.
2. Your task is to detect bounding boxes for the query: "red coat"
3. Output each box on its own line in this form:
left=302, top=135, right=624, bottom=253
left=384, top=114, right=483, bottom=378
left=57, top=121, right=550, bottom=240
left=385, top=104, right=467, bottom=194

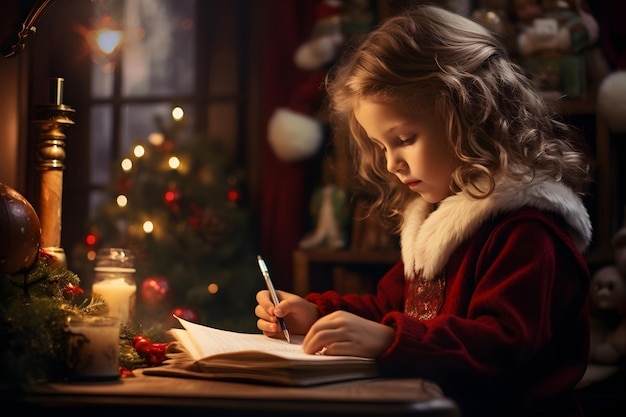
left=306, top=178, right=592, bottom=417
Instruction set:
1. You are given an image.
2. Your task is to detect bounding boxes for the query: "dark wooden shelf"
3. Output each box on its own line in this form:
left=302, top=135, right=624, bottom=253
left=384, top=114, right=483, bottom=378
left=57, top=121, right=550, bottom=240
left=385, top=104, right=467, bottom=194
left=293, top=249, right=400, bottom=295
left=549, top=92, right=614, bottom=264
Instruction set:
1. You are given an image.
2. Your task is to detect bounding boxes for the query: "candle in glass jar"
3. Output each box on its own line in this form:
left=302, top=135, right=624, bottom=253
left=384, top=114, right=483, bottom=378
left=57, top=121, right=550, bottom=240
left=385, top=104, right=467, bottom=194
left=92, top=273, right=136, bottom=326
left=92, top=248, right=137, bottom=326
left=66, top=315, right=121, bottom=380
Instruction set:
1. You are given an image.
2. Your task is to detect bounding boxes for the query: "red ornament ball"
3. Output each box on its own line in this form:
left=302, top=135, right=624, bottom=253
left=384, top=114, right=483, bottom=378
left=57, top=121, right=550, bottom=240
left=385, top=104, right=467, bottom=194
left=0, top=183, right=41, bottom=274
left=141, top=276, right=171, bottom=306
left=172, top=306, right=199, bottom=322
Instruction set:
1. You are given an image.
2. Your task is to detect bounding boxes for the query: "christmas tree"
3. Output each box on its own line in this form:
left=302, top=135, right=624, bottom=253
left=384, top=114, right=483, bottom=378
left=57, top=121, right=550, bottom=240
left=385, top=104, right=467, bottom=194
left=71, top=111, right=261, bottom=333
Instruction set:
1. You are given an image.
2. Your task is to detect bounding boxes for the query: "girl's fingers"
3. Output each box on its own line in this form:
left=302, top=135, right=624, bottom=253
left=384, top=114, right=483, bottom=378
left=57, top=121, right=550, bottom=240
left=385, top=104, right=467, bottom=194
left=254, top=304, right=275, bottom=322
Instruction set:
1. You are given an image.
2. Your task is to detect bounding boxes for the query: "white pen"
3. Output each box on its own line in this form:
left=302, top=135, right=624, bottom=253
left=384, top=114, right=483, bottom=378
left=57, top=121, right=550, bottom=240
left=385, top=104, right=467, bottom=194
left=257, top=255, right=291, bottom=343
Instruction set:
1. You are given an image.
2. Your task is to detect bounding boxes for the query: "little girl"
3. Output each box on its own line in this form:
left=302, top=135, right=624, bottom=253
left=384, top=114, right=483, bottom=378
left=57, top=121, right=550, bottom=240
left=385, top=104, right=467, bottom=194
left=256, top=5, right=592, bottom=417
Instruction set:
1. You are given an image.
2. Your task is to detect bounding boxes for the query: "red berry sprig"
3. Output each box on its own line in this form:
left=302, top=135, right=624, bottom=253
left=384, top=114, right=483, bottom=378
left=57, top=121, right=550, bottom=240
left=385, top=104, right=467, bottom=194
left=132, top=335, right=170, bottom=366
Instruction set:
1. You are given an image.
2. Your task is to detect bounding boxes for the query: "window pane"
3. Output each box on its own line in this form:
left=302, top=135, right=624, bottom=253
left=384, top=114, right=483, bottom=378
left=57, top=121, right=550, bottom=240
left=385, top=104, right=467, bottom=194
left=90, top=105, right=114, bottom=183
left=88, top=190, right=110, bottom=223
left=91, top=62, right=115, bottom=98
left=121, top=0, right=196, bottom=96
left=207, top=2, right=239, bottom=96
left=121, top=103, right=196, bottom=154
left=207, top=103, right=237, bottom=158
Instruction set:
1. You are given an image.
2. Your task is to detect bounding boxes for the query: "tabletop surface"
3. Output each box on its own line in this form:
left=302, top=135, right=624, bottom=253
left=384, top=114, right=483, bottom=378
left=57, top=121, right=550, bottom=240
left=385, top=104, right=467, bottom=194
left=4, top=369, right=462, bottom=417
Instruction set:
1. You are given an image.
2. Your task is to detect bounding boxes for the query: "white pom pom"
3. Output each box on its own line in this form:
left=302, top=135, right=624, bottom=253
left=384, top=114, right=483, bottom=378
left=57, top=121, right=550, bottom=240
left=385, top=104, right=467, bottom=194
left=294, top=34, right=343, bottom=71
left=267, top=108, right=324, bottom=162
left=597, top=71, right=626, bottom=133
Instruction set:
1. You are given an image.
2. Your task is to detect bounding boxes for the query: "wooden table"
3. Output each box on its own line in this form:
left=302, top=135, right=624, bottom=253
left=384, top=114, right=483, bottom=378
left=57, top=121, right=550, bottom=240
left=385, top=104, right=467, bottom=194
left=4, top=369, right=461, bottom=417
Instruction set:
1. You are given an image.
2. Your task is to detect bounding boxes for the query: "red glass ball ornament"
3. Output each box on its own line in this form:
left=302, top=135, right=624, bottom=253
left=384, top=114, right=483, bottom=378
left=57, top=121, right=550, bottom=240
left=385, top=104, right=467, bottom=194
left=85, top=232, right=98, bottom=246
left=172, top=306, right=199, bottom=322
left=227, top=189, right=241, bottom=202
left=164, top=189, right=181, bottom=204
left=141, top=276, right=171, bottom=306
left=0, top=183, right=41, bottom=274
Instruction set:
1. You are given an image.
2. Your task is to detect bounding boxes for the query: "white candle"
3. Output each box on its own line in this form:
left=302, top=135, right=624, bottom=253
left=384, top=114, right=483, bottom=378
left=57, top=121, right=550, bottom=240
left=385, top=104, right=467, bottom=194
left=92, top=273, right=137, bottom=326
left=66, top=316, right=121, bottom=380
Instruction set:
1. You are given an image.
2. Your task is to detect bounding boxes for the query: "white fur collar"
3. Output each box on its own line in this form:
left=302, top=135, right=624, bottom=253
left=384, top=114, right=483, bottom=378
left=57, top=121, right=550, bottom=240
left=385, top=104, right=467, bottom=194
left=400, top=177, right=592, bottom=280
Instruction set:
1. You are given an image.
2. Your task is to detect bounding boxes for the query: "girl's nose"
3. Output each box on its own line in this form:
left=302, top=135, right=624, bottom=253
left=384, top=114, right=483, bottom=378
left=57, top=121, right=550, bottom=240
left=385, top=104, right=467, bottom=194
left=386, top=152, right=406, bottom=173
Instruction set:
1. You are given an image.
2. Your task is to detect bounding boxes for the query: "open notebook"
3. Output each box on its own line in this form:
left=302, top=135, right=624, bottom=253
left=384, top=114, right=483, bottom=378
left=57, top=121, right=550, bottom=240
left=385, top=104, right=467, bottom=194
left=143, top=315, right=379, bottom=386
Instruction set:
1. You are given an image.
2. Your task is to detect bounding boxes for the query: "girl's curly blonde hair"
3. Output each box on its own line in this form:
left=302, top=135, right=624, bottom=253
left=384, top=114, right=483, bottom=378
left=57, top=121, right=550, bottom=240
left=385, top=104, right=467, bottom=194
left=326, top=5, right=591, bottom=233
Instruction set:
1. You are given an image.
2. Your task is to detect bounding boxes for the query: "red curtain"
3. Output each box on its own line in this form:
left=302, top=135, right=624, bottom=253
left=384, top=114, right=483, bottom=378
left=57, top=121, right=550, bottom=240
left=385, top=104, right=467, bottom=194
left=259, top=0, right=321, bottom=291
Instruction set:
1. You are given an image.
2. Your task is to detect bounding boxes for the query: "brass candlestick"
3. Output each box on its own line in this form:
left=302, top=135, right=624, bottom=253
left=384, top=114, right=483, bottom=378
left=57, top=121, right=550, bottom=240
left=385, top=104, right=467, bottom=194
left=31, top=77, right=75, bottom=268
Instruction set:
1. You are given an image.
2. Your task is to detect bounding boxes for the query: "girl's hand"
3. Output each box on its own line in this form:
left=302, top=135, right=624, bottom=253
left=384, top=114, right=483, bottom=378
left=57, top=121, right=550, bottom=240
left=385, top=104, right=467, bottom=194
left=301, top=310, right=394, bottom=358
left=255, top=290, right=320, bottom=338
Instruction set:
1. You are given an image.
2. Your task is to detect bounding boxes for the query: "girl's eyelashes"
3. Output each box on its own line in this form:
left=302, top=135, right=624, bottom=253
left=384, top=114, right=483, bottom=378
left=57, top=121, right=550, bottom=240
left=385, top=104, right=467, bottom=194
left=370, top=133, right=416, bottom=151
left=399, top=134, right=417, bottom=146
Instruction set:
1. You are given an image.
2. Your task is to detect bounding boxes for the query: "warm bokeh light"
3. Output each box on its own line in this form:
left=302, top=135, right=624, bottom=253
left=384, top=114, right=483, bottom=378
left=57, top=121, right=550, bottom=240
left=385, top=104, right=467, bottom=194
left=82, top=16, right=123, bottom=57
left=86, top=250, right=97, bottom=261
left=168, top=156, right=181, bottom=169
left=172, top=106, right=184, bottom=121
left=208, top=283, right=219, bottom=294
left=121, top=158, right=133, bottom=171
left=149, top=133, right=164, bottom=146
left=134, top=145, right=145, bottom=158
left=116, top=194, right=128, bottom=207
left=94, top=28, right=123, bottom=54
left=143, top=221, right=154, bottom=234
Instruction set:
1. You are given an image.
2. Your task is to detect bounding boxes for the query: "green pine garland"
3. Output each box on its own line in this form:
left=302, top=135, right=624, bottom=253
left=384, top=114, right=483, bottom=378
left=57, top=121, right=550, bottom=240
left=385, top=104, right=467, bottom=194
left=1, top=258, right=87, bottom=384
left=0, top=257, right=170, bottom=385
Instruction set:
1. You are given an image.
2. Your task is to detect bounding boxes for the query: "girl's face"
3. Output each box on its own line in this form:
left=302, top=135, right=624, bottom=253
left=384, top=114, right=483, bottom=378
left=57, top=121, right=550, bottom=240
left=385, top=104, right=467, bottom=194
left=354, top=98, right=460, bottom=204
